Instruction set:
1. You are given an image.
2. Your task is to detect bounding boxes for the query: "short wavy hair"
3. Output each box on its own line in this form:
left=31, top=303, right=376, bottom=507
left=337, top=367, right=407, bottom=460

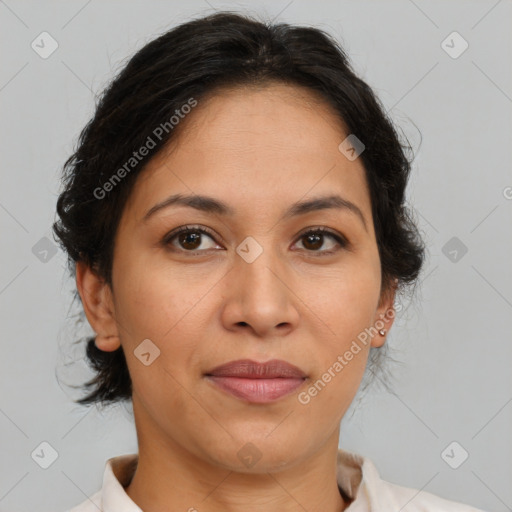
left=53, top=11, right=425, bottom=408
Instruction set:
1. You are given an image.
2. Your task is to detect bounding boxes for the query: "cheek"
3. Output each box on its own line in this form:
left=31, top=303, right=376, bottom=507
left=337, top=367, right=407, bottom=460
left=299, top=289, right=375, bottom=421
left=111, top=252, right=213, bottom=405
left=113, top=248, right=211, bottom=340
left=306, top=256, right=381, bottom=382
left=114, top=259, right=206, bottom=417
left=316, top=259, right=381, bottom=335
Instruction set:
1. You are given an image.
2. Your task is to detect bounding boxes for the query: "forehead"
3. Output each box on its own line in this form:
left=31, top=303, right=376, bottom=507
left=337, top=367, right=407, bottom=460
left=178, top=82, right=349, bottom=154
left=123, top=83, right=372, bottom=226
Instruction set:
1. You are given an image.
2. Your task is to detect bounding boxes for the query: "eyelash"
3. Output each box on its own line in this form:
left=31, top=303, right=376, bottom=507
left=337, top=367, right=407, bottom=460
left=162, top=225, right=348, bottom=256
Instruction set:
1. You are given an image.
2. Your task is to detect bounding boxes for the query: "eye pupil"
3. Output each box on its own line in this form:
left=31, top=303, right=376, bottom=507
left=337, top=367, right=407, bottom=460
left=179, top=231, right=201, bottom=250
left=304, top=233, right=323, bottom=250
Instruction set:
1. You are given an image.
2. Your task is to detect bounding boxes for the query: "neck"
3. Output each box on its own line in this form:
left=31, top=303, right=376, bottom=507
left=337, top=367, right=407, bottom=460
left=124, top=400, right=348, bottom=512
left=125, top=451, right=348, bottom=512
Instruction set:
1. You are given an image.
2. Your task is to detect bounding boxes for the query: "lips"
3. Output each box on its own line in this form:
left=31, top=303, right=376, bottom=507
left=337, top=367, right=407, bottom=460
left=204, top=359, right=307, bottom=403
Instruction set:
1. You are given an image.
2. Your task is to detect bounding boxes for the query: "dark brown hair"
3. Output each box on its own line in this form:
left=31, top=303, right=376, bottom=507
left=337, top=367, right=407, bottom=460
left=53, top=11, right=424, bottom=408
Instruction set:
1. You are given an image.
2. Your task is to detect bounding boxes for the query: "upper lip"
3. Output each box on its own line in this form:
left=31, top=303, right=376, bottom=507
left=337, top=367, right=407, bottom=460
left=205, top=359, right=307, bottom=379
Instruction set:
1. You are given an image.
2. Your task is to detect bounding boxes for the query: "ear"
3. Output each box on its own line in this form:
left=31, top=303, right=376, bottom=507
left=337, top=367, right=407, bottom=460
left=75, top=261, right=121, bottom=352
left=371, top=278, right=398, bottom=348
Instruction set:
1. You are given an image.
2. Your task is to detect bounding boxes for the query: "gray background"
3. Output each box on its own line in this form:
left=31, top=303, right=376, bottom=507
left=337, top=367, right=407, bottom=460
left=1, top=1, right=511, bottom=511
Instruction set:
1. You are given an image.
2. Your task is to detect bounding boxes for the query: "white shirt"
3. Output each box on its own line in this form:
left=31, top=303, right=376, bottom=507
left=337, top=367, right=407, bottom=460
left=66, top=449, right=485, bottom=511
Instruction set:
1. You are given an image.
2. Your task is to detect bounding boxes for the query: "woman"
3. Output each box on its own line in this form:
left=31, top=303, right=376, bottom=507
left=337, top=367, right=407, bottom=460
left=54, top=11, right=484, bottom=512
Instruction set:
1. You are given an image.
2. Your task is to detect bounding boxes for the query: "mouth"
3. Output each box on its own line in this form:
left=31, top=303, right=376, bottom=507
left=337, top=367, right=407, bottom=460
left=204, top=359, right=307, bottom=404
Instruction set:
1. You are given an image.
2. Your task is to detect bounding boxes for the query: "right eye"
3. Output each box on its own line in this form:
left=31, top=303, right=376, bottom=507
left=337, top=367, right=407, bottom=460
left=162, top=225, right=224, bottom=254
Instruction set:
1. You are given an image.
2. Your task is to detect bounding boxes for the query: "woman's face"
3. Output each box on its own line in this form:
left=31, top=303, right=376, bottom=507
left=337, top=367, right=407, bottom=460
left=84, top=83, right=395, bottom=472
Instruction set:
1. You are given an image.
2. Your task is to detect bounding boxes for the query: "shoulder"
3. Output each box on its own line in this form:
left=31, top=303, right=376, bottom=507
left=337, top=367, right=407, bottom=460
left=61, top=453, right=139, bottom=512
left=359, top=457, right=485, bottom=512
left=376, top=478, right=486, bottom=511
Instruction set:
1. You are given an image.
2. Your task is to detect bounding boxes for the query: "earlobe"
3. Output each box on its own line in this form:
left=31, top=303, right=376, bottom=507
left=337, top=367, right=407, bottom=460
left=75, top=261, right=121, bottom=352
left=95, top=333, right=122, bottom=352
left=371, top=279, right=398, bottom=348
left=370, top=313, right=392, bottom=348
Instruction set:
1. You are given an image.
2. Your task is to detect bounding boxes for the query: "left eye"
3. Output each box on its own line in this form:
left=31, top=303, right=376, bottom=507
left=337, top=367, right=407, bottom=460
left=293, top=229, right=346, bottom=254
left=163, top=226, right=346, bottom=255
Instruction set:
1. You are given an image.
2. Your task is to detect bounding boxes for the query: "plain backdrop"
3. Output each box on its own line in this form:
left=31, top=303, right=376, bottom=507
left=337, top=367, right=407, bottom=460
left=0, top=1, right=511, bottom=511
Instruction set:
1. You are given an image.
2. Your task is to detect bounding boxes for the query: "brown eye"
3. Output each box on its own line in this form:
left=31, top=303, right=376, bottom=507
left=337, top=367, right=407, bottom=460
left=163, top=226, right=220, bottom=253
left=178, top=231, right=202, bottom=250
left=302, top=232, right=324, bottom=251
left=294, top=228, right=347, bottom=255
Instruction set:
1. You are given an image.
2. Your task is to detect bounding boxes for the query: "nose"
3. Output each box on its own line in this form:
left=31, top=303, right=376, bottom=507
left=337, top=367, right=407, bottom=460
left=219, top=244, right=300, bottom=338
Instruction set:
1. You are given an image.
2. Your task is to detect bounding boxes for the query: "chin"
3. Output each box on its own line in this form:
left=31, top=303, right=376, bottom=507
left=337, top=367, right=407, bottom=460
left=212, top=449, right=299, bottom=474
left=199, top=430, right=310, bottom=474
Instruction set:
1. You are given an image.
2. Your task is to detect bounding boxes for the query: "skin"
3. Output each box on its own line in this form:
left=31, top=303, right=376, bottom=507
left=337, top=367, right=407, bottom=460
left=76, top=83, right=396, bottom=512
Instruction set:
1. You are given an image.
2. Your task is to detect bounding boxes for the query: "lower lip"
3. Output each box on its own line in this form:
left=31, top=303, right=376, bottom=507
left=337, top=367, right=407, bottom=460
left=206, top=376, right=305, bottom=403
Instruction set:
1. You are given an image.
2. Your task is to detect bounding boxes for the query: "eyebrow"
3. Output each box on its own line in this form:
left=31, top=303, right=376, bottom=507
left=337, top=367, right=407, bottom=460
left=142, top=193, right=367, bottom=231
